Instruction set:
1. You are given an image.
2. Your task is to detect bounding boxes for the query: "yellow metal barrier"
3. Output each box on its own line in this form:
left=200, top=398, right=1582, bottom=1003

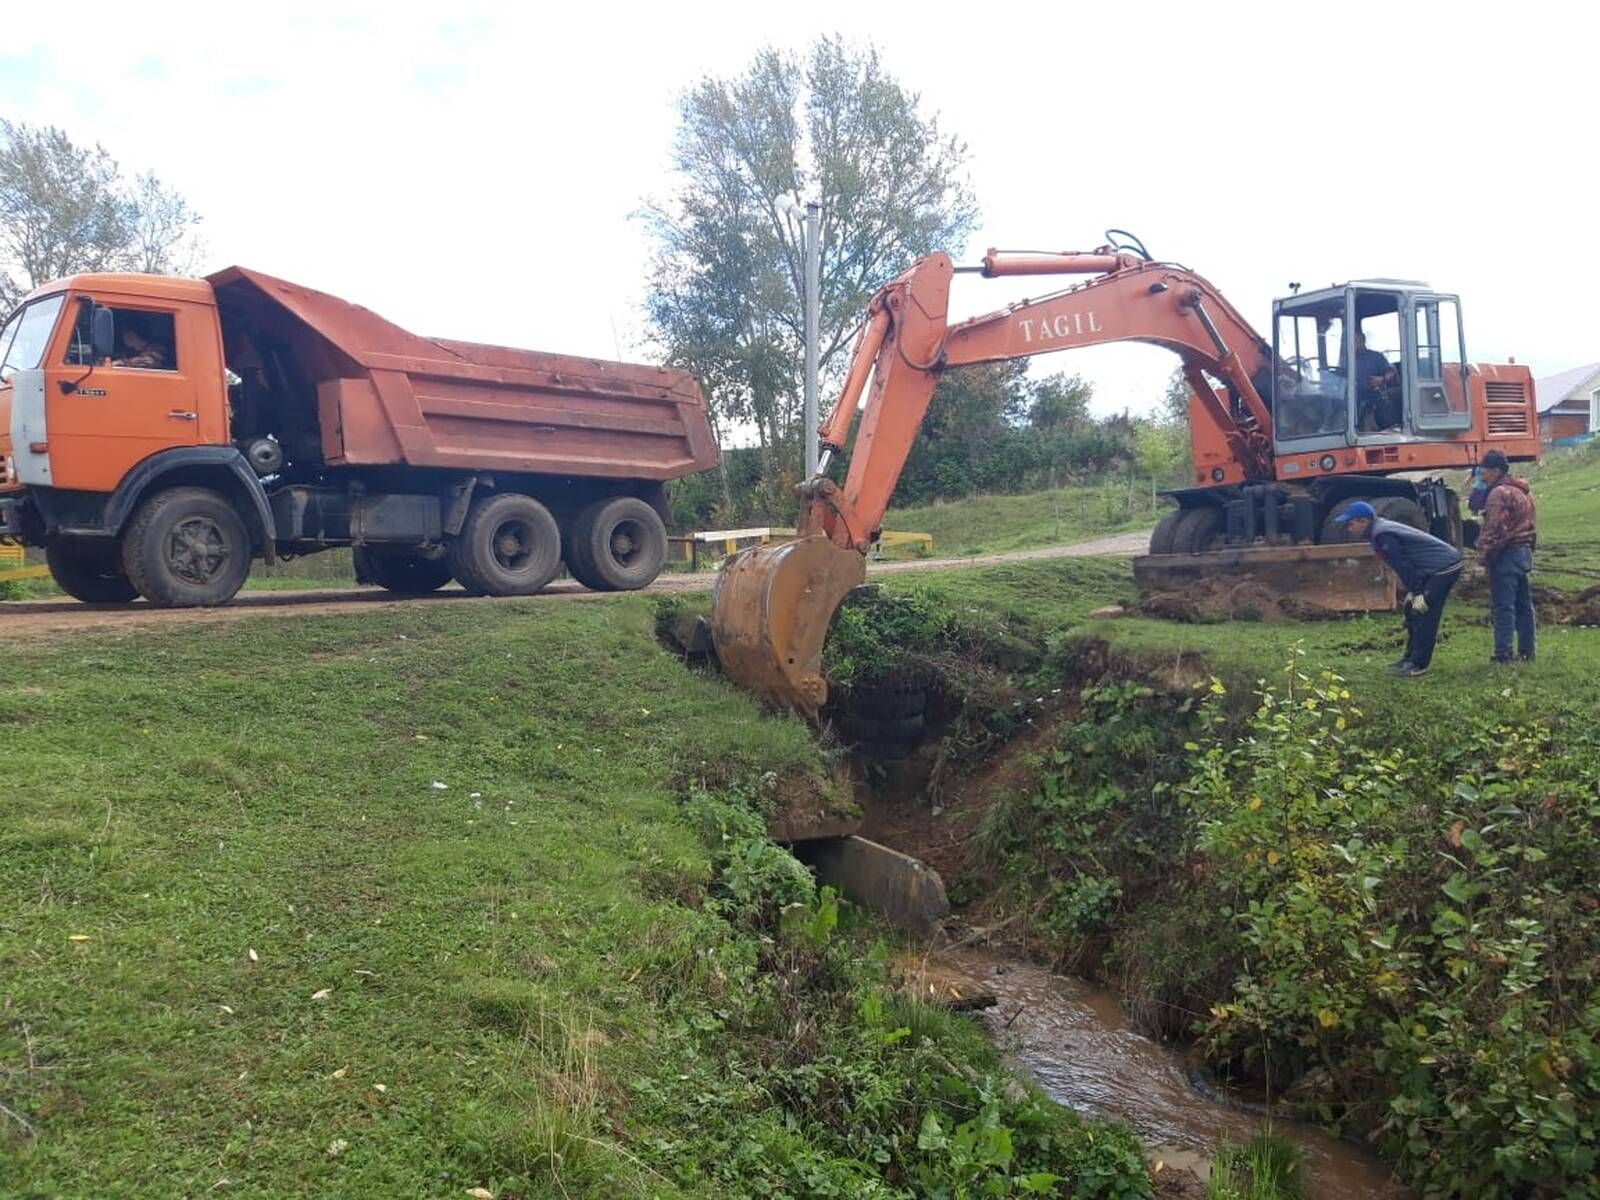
left=676, top=527, right=934, bottom=569
left=870, top=530, right=934, bottom=558
left=0, top=538, right=49, bottom=583
left=0, top=565, right=50, bottom=582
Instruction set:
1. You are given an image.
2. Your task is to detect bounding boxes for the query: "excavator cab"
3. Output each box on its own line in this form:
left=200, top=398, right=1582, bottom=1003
left=1271, top=282, right=1470, bottom=453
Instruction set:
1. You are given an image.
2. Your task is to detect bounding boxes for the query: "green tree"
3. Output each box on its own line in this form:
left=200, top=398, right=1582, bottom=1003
left=1026, top=372, right=1093, bottom=431
left=1152, top=367, right=1194, bottom=481
left=644, top=37, right=977, bottom=485
left=1159, top=365, right=1191, bottom=425
left=0, top=120, right=202, bottom=312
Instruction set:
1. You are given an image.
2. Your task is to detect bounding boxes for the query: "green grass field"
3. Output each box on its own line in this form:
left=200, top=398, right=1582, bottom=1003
left=1516, top=440, right=1600, bottom=590
left=0, top=601, right=827, bottom=1197
left=882, top=480, right=1160, bottom=558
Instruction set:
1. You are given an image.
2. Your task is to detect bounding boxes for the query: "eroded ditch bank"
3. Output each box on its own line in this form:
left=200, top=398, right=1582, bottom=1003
left=659, top=582, right=1600, bottom=1199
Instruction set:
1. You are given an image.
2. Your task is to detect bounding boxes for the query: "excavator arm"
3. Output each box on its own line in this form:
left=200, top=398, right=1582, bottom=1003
left=711, top=240, right=1277, bottom=713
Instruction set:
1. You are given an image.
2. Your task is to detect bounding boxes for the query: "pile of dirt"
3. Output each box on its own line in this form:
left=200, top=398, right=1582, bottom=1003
left=1533, top=583, right=1600, bottom=626
left=1436, top=575, right=1600, bottom=627
left=1138, top=579, right=1337, bottom=625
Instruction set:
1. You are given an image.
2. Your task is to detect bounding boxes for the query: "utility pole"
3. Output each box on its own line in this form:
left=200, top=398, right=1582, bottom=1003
left=803, top=200, right=822, bottom=477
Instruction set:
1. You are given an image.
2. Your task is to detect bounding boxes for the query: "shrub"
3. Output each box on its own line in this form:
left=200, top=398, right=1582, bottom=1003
left=1180, top=651, right=1600, bottom=1196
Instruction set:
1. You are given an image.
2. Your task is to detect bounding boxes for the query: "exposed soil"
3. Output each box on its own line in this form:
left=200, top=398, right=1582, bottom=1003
left=1138, top=578, right=1339, bottom=624
left=1444, top=572, right=1600, bottom=626
left=0, top=530, right=1151, bottom=642
left=854, top=636, right=1202, bottom=890
left=1539, top=583, right=1600, bottom=625
left=860, top=717, right=1057, bottom=886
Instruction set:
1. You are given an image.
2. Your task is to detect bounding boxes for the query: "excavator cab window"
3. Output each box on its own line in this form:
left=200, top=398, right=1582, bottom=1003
left=1272, top=297, right=1348, bottom=440
left=1351, top=295, right=1403, bottom=434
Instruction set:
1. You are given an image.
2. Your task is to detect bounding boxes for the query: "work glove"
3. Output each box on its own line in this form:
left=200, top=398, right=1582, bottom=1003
left=1407, top=593, right=1429, bottom=616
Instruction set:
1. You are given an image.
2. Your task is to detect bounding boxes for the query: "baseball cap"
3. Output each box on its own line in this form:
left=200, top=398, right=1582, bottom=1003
left=1333, top=500, right=1376, bottom=525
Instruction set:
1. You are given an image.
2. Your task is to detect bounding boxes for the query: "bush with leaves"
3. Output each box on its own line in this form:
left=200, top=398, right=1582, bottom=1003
left=1178, top=651, right=1600, bottom=1196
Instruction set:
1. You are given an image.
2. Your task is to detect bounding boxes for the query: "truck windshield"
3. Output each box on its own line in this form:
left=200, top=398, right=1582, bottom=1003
left=0, top=295, right=66, bottom=383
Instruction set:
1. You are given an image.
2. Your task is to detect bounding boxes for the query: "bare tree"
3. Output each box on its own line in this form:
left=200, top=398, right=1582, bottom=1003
left=644, top=37, right=977, bottom=482
left=0, top=121, right=203, bottom=312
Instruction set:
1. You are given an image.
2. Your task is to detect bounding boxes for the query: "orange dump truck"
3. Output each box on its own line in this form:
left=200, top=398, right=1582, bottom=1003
left=0, top=267, right=716, bottom=605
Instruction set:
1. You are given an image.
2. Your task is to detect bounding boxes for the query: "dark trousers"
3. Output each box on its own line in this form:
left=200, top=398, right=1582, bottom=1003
left=1489, top=545, right=1536, bottom=661
left=1403, top=564, right=1461, bottom=669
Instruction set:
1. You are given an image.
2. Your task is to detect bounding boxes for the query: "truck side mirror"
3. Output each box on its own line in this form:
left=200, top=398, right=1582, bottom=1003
left=91, top=306, right=115, bottom=360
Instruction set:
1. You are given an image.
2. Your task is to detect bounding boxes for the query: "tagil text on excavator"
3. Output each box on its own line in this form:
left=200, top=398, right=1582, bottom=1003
left=710, top=231, right=1540, bottom=713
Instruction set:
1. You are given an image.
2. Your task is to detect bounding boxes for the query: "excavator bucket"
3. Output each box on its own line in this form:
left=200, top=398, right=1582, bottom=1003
left=1132, top=543, right=1400, bottom=614
left=711, top=535, right=867, bottom=716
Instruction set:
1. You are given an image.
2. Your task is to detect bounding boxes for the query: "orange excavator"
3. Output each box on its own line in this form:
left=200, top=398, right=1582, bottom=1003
left=711, top=232, right=1540, bottom=713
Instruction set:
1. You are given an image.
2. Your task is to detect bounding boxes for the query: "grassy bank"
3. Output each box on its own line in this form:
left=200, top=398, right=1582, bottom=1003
left=0, top=598, right=1150, bottom=1199
left=881, top=482, right=1160, bottom=558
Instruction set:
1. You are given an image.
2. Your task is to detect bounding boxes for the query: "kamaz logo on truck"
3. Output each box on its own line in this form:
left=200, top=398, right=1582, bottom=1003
left=1016, top=310, right=1103, bottom=344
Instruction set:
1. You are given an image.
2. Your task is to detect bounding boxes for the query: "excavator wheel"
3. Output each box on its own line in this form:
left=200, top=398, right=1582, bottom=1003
left=1167, top=506, right=1227, bottom=555
left=1149, top=508, right=1186, bottom=555
left=1321, top=496, right=1426, bottom=544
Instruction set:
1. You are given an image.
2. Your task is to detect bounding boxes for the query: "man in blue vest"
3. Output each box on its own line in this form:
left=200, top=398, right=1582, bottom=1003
left=1334, top=501, right=1464, bottom=677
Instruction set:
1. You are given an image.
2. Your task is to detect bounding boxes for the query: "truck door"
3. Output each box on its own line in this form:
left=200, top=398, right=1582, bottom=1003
left=45, top=298, right=204, bottom=493
left=1408, top=294, right=1471, bottom=433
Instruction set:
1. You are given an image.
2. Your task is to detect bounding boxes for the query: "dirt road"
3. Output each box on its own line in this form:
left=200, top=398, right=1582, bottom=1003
left=0, top=530, right=1149, bottom=642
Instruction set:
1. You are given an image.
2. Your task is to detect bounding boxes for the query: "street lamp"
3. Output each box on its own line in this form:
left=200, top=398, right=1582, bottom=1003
left=778, top=194, right=822, bottom=477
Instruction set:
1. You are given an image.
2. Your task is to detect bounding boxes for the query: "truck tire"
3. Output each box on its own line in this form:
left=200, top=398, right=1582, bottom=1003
left=353, top=546, right=453, bottom=594
left=45, top=540, right=139, bottom=604
left=120, top=487, right=252, bottom=607
left=1149, top=508, right=1185, bottom=555
left=447, top=493, right=562, bottom=597
left=565, top=496, right=667, bottom=591
left=1169, top=506, right=1227, bottom=554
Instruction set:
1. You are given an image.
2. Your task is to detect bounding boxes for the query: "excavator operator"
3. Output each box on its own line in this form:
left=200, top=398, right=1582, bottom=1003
left=1354, top=330, right=1399, bottom=431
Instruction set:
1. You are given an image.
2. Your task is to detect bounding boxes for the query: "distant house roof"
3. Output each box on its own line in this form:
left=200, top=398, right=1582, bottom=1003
left=1536, top=362, right=1600, bottom=413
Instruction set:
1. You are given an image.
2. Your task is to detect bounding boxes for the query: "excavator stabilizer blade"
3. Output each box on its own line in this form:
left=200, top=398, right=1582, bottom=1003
left=710, top=536, right=867, bottom=716
left=1132, top=543, right=1400, bottom=614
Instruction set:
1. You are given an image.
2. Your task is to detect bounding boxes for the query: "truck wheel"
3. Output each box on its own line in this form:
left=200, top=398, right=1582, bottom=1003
left=121, top=487, right=252, bottom=607
left=45, top=540, right=139, bottom=604
left=447, top=493, right=561, bottom=596
left=353, top=546, right=453, bottom=593
left=566, top=497, right=667, bottom=591
left=1149, top=508, right=1186, bottom=555
left=1169, top=506, right=1226, bottom=554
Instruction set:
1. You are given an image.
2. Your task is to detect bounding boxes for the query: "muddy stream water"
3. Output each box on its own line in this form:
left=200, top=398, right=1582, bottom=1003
left=943, top=949, right=1409, bottom=1199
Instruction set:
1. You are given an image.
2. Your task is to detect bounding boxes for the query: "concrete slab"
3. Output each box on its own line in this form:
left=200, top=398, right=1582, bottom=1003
left=799, top=836, right=950, bottom=937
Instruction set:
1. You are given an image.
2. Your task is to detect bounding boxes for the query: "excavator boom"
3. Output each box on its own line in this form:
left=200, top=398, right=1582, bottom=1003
left=713, top=239, right=1280, bottom=713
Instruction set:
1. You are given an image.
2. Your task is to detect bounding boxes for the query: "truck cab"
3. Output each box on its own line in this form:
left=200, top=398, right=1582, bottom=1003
left=1, top=276, right=228, bottom=498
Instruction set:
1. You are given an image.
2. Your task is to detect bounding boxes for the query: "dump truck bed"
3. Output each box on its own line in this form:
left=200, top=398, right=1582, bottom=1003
left=207, top=266, right=717, bottom=481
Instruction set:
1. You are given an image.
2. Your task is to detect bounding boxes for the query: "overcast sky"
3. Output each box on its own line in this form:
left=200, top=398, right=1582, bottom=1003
left=3, top=1, right=1593, bottom=425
